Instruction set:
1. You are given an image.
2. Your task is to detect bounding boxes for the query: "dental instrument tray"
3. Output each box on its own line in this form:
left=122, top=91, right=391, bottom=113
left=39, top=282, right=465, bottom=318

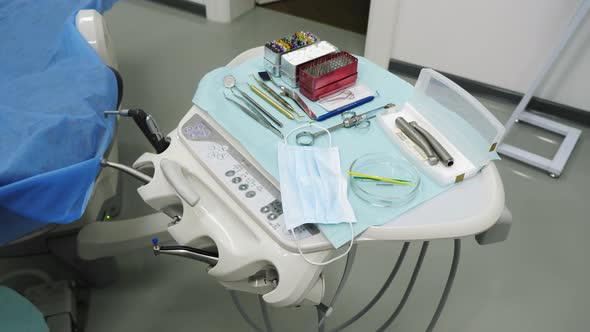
left=349, top=153, right=421, bottom=207
left=298, top=51, right=358, bottom=101
left=377, top=69, right=505, bottom=186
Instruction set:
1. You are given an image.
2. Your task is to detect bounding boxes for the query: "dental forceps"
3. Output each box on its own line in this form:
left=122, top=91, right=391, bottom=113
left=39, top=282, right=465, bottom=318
left=223, top=91, right=284, bottom=139
left=295, top=103, right=395, bottom=146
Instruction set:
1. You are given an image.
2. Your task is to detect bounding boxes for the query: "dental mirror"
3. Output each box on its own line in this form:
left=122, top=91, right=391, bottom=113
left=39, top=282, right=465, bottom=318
left=223, top=75, right=236, bottom=88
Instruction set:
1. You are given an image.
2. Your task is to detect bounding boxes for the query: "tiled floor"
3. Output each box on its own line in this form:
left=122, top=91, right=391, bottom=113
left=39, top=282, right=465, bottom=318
left=4, top=1, right=590, bottom=331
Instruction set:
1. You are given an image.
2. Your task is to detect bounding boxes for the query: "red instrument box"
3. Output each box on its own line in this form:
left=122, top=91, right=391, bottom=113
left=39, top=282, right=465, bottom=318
left=297, top=52, right=358, bottom=101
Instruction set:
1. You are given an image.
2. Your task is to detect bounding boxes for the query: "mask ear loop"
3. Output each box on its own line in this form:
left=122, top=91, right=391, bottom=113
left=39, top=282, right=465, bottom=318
left=284, top=123, right=333, bottom=148
left=283, top=123, right=355, bottom=265
left=290, top=221, right=355, bottom=266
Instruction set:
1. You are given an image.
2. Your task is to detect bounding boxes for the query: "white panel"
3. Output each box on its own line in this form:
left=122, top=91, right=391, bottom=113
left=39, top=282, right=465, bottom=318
left=389, top=0, right=589, bottom=111
left=364, top=0, right=400, bottom=68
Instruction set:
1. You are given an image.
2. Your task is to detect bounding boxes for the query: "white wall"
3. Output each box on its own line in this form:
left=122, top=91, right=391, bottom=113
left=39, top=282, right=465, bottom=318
left=389, top=0, right=590, bottom=111
left=189, top=0, right=254, bottom=23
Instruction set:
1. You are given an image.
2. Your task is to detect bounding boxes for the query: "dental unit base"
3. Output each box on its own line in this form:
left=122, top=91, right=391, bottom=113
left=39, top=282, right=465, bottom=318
left=75, top=47, right=511, bottom=332
left=80, top=101, right=510, bottom=306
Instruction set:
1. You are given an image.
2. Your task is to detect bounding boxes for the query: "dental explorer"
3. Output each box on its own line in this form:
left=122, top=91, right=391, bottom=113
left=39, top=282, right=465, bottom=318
left=249, top=83, right=297, bottom=121
left=259, top=71, right=315, bottom=120
left=224, top=75, right=285, bottom=127
left=251, top=74, right=298, bottom=117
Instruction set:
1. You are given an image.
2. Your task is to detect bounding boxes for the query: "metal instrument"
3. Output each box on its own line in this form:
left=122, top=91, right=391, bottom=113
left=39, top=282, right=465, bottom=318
left=285, top=89, right=317, bottom=120
left=223, top=75, right=284, bottom=127
left=251, top=75, right=297, bottom=115
left=152, top=238, right=218, bottom=266
left=410, top=121, right=454, bottom=167
left=249, top=83, right=295, bottom=121
left=262, top=72, right=313, bottom=120
left=395, top=117, right=439, bottom=165
left=223, top=91, right=284, bottom=139
left=320, top=88, right=355, bottom=103
left=100, top=159, right=152, bottom=184
left=295, top=103, right=395, bottom=146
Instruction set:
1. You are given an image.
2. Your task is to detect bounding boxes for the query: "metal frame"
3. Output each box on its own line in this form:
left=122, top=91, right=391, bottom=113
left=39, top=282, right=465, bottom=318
left=498, top=112, right=581, bottom=178
left=498, top=0, right=589, bottom=178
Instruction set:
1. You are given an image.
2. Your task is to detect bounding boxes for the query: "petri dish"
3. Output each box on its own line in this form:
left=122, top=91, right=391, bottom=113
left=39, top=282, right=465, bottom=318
left=349, top=153, right=421, bottom=207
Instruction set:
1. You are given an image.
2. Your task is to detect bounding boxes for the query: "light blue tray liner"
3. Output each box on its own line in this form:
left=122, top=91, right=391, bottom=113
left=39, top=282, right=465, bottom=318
left=193, top=56, right=467, bottom=248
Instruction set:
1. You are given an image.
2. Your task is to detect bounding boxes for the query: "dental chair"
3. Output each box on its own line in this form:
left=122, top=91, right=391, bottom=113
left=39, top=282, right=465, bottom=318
left=0, top=9, right=122, bottom=332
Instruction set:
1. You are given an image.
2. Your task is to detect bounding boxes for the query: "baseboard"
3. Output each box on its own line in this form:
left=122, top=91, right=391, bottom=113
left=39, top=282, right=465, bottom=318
left=388, top=59, right=590, bottom=126
left=147, top=0, right=207, bottom=17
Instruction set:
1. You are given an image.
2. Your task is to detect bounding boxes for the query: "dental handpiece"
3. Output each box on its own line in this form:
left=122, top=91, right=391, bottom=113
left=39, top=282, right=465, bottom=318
left=410, top=121, right=454, bottom=167
left=104, top=109, right=169, bottom=153
left=395, top=117, right=439, bottom=165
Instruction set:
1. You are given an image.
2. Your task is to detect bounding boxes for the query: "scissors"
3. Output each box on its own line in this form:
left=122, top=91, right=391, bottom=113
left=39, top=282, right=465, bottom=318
left=295, top=103, right=395, bottom=146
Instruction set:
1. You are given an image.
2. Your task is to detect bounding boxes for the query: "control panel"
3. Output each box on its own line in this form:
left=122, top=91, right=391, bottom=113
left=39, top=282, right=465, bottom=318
left=180, top=113, right=318, bottom=240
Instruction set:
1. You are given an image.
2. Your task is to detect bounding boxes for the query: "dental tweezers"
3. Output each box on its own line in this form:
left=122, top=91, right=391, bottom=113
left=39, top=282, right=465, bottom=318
left=224, top=93, right=284, bottom=139
left=233, top=86, right=284, bottom=127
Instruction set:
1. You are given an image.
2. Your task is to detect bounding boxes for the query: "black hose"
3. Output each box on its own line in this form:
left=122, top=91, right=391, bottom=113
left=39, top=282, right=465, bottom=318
left=108, top=66, right=123, bottom=109
left=425, top=239, right=461, bottom=332
left=376, top=242, right=429, bottom=332
left=330, top=242, right=410, bottom=332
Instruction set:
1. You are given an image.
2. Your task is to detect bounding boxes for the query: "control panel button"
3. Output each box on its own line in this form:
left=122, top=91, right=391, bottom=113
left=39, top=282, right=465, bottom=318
left=232, top=177, right=242, bottom=183
left=246, top=191, right=256, bottom=198
left=238, top=184, right=249, bottom=191
left=267, top=213, right=277, bottom=220
left=225, top=170, right=235, bottom=177
left=260, top=206, right=270, bottom=213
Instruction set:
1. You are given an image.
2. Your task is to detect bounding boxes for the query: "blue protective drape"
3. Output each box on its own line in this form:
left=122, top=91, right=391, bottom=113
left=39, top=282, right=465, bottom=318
left=0, top=0, right=119, bottom=244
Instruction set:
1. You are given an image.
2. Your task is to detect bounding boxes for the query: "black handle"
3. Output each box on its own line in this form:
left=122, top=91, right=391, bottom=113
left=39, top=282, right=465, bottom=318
left=128, top=109, right=170, bottom=153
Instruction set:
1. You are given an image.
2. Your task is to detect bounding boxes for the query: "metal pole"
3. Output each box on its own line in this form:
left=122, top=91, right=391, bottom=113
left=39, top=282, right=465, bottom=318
left=503, top=0, right=590, bottom=135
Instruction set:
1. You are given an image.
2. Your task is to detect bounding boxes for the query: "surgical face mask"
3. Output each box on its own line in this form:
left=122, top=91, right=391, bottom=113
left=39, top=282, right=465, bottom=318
left=277, top=124, right=356, bottom=265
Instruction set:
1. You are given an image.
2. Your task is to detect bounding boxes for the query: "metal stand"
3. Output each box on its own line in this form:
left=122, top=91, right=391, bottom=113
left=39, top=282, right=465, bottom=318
left=498, top=0, right=589, bottom=177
